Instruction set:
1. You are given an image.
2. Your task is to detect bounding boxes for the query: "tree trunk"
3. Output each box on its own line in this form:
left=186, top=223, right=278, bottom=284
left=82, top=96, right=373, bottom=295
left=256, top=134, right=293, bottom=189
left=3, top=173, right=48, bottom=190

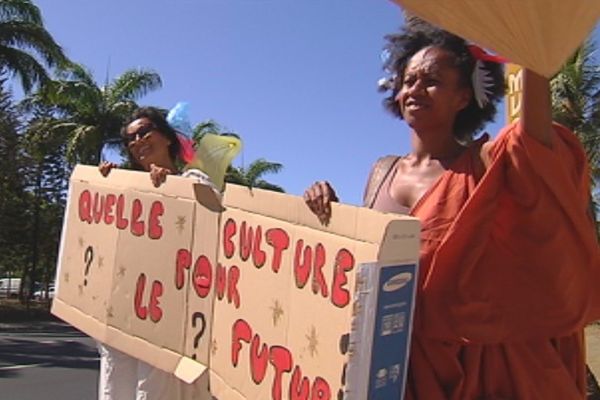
left=23, top=161, right=43, bottom=308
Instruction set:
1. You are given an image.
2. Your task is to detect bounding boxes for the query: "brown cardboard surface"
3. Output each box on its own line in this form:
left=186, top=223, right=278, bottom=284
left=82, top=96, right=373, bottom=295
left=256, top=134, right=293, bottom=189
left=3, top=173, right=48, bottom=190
left=53, top=165, right=215, bottom=382
left=208, top=184, right=420, bottom=399
left=53, top=166, right=420, bottom=398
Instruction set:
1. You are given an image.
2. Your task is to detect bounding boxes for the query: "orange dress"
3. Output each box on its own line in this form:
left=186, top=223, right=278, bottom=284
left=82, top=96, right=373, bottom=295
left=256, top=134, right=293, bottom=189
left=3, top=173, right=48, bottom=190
left=406, top=123, right=600, bottom=400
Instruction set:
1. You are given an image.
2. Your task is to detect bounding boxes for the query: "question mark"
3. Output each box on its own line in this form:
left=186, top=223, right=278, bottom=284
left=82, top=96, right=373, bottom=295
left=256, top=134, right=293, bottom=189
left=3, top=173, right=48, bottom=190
left=84, top=246, right=94, bottom=286
left=191, top=311, right=206, bottom=360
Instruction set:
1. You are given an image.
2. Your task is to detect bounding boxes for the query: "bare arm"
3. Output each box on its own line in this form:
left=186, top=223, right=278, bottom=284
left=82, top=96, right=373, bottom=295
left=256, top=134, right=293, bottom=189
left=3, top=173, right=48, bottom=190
left=520, top=69, right=553, bottom=148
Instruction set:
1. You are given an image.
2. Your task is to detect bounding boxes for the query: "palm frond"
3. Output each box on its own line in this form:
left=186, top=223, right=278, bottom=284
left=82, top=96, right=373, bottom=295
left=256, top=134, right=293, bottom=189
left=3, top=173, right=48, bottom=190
left=246, top=158, right=283, bottom=185
left=0, top=44, right=48, bottom=91
left=54, top=63, right=95, bottom=86
left=551, top=37, right=600, bottom=220
left=109, top=100, right=138, bottom=119
left=193, top=119, right=222, bottom=141
left=105, top=69, right=161, bottom=104
left=0, top=21, right=68, bottom=67
left=0, top=0, right=42, bottom=25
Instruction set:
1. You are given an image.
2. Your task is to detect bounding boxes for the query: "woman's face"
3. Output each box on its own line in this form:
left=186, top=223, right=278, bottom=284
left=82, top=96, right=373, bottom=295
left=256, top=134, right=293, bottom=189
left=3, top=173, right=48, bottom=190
left=396, top=46, right=471, bottom=133
left=125, top=117, right=172, bottom=171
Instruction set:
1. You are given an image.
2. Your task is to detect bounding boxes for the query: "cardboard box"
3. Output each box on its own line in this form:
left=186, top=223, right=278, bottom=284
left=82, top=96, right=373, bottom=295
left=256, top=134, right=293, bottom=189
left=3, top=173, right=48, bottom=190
left=53, top=166, right=419, bottom=399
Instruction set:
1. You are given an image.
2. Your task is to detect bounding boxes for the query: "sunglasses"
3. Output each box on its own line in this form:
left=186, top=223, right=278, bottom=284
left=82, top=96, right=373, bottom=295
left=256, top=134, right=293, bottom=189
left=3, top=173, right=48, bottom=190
left=125, top=124, right=156, bottom=143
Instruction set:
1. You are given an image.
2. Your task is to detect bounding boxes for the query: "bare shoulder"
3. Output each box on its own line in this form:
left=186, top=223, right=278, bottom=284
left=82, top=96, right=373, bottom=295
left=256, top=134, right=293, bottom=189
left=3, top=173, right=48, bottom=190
left=480, top=140, right=494, bottom=169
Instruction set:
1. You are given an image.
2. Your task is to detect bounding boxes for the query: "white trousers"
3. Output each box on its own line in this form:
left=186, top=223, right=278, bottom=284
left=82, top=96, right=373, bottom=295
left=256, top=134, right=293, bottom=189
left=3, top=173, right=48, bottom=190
left=97, top=343, right=181, bottom=400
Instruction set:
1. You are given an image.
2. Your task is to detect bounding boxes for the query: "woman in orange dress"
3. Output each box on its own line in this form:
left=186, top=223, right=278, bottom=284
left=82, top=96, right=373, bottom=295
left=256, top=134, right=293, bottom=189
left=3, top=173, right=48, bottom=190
left=305, top=20, right=600, bottom=400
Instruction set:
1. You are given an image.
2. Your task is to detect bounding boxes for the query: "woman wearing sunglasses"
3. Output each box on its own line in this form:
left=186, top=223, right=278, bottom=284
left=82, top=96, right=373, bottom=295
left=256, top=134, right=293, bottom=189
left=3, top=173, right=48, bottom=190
left=97, top=107, right=213, bottom=400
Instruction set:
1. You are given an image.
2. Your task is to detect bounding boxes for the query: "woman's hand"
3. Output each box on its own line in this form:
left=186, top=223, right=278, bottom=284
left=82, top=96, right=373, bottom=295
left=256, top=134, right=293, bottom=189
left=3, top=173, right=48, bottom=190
left=303, top=181, right=339, bottom=225
left=99, top=161, right=118, bottom=177
left=149, top=163, right=173, bottom=187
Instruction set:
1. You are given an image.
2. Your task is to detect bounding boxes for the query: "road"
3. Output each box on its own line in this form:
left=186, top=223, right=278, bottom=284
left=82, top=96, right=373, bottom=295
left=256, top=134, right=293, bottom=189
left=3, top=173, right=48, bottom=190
left=0, top=321, right=99, bottom=400
left=1, top=320, right=600, bottom=400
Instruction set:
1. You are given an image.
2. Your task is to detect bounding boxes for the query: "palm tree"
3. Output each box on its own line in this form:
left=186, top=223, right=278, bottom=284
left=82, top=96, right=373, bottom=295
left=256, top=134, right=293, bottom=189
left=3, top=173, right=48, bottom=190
left=226, top=158, right=285, bottom=192
left=193, top=119, right=224, bottom=142
left=550, top=39, right=600, bottom=192
left=0, top=0, right=69, bottom=92
left=23, top=64, right=161, bottom=164
left=550, top=39, right=600, bottom=232
left=550, top=40, right=600, bottom=398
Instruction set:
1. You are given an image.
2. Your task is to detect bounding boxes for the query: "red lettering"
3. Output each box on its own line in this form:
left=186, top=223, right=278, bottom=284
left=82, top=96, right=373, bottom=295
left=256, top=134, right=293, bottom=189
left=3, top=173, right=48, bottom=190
left=250, top=335, right=269, bottom=384
left=312, top=244, right=328, bottom=297
left=294, top=240, right=312, bottom=288
left=192, top=255, right=212, bottom=298
left=310, top=377, right=331, bottom=400
left=266, top=228, right=290, bottom=273
left=130, top=199, right=145, bottom=236
left=252, top=226, right=267, bottom=268
left=134, top=274, right=163, bottom=322
left=116, top=194, right=128, bottom=229
left=223, top=218, right=236, bottom=258
left=216, top=263, right=227, bottom=300
left=104, top=194, right=116, bottom=225
left=232, top=319, right=252, bottom=367
left=92, top=193, right=105, bottom=223
left=289, top=366, right=310, bottom=400
left=227, top=266, right=241, bottom=308
left=148, top=201, right=164, bottom=240
left=230, top=319, right=333, bottom=400
left=134, top=274, right=148, bottom=320
left=240, top=221, right=253, bottom=261
left=149, top=280, right=163, bottom=322
left=331, top=249, right=354, bottom=308
left=270, top=346, right=293, bottom=400
left=78, top=190, right=92, bottom=224
left=175, top=249, right=192, bottom=290
left=77, top=191, right=170, bottom=240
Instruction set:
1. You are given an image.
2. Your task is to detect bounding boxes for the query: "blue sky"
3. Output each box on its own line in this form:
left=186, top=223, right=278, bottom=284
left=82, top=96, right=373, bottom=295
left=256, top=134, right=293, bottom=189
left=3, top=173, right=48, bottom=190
left=26, top=1, right=600, bottom=205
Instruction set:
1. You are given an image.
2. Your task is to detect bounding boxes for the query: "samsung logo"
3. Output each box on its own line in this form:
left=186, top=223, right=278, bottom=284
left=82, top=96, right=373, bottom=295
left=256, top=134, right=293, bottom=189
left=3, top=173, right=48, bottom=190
left=382, top=272, right=412, bottom=292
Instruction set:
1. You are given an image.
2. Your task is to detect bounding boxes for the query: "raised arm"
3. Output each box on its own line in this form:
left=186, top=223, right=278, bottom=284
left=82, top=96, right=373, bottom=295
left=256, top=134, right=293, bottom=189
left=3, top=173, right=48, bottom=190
left=520, top=69, right=554, bottom=148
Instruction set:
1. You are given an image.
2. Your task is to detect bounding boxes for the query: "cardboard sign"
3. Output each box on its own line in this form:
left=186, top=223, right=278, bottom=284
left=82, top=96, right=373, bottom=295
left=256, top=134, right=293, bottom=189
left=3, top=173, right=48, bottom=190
left=53, top=166, right=216, bottom=380
left=52, top=166, right=420, bottom=399
left=392, top=0, right=600, bottom=78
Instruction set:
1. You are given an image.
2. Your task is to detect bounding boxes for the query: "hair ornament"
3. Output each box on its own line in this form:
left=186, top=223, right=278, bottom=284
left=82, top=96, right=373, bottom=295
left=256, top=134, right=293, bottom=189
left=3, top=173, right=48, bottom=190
left=467, top=44, right=508, bottom=108
left=377, top=75, right=396, bottom=92
left=166, top=101, right=242, bottom=191
left=166, top=101, right=196, bottom=163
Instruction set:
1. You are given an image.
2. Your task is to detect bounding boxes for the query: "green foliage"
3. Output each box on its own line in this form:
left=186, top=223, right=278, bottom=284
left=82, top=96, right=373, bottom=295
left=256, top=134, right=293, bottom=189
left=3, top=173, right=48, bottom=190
left=190, top=119, right=284, bottom=192
left=0, top=0, right=69, bottom=92
left=550, top=38, right=600, bottom=231
left=23, top=64, right=162, bottom=164
left=226, top=158, right=285, bottom=192
left=0, top=77, right=29, bottom=279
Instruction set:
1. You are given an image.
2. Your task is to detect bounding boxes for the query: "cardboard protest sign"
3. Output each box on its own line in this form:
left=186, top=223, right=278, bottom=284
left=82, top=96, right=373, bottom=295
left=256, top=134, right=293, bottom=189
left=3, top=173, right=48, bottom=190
left=392, top=0, right=600, bottom=78
left=52, top=165, right=215, bottom=380
left=203, top=184, right=420, bottom=399
left=53, top=166, right=420, bottom=399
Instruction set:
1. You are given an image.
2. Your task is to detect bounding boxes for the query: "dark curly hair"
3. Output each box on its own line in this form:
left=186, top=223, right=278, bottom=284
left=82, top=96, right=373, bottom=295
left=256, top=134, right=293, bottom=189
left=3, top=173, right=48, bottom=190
left=382, top=18, right=505, bottom=142
left=120, top=106, right=181, bottom=170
